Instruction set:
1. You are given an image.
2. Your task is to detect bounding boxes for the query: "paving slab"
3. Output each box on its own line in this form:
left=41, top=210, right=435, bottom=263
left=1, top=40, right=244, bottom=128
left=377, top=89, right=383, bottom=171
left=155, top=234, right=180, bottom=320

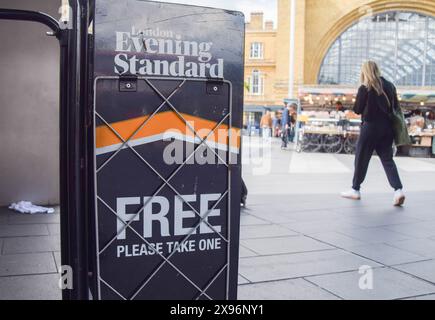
left=53, top=251, right=61, bottom=272
left=238, top=275, right=249, bottom=285
left=389, top=239, right=435, bottom=259
left=309, top=232, right=368, bottom=250
left=395, top=260, right=435, bottom=283
left=2, top=235, right=60, bottom=254
left=0, top=207, right=11, bottom=215
left=384, top=222, right=435, bottom=239
left=47, top=223, right=60, bottom=236
left=239, top=215, right=271, bottom=226
left=240, top=224, right=298, bottom=240
left=402, top=211, right=435, bottom=222
left=0, top=252, right=57, bottom=276
left=372, top=204, right=435, bottom=221
left=248, top=212, right=296, bottom=224
left=246, top=203, right=297, bottom=212
left=403, top=294, right=435, bottom=300
left=241, top=236, right=334, bottom=256
left=333, top=204, right=417, bottom=216
left=249, top=200, right=366, bottom=213
left=238, top=278, right=339, bottom=300
left=282, top=220, right=358, bottom=235
left=0, top=224, right=49, bottom=237
left=8, top=213, right=60, bottom=225
left=284, top=211, right=344, bottom=223
left=239, top=249, right=380, bottom=283
left=284, top=200, right=368, bottom=212
left=238, top=245, right=258, bottom=258
left=0, top=274, right=61, bottom=300
left=337, top=227, right=411, bottom=244
left=339, top=215, right=423, bottom=228
left=288, top=152, right=351, bottom=174
left=307, top=267, right=435, bottom=300
left=345, top=243, right=427, bottom=266
left=246, top=196, right=318, bottom=208
left=0, top=214, right=8, bottom=225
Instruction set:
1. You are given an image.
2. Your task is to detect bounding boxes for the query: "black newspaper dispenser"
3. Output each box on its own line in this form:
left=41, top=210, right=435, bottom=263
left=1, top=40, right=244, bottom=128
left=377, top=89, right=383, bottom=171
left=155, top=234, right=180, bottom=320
left=91, top=0, right=244, bottom=300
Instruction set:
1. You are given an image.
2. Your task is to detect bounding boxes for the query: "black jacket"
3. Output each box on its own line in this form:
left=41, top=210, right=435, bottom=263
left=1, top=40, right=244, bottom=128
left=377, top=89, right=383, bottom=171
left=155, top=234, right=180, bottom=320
left=353, top=77, right=399, bottom=124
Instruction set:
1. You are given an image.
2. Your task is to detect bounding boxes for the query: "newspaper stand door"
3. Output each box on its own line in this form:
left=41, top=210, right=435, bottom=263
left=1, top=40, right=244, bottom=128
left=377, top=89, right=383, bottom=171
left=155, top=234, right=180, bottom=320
left=91, top=0, right=244, bottom=300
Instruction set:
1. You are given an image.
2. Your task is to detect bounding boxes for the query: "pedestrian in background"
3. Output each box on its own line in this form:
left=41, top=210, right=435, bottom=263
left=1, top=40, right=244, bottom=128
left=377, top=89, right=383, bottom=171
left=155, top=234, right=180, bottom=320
left=272, top=114, right=279, bottom=137
left=341, top=61, right=405, bottom=206
left=260, top=110, right=273, bottom=141
left=335, top=101, right=346, bottom=112
left=288, top=104, right=298, bottom=143
left=281, top=103, right=291, bottom=149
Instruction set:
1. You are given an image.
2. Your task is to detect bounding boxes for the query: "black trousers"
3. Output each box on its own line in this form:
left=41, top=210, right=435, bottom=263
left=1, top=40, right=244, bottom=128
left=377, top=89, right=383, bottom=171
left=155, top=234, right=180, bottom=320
left=288, top=126, right=295, bottom=143
left=281, top=128, right=289, bottom=148
left=353, top=122, right=403, bottom=191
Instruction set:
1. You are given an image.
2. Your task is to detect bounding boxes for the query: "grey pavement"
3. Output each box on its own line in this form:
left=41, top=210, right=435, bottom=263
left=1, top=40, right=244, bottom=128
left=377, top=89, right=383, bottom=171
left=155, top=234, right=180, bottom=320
left=0, top=206, right=61, bottom=300
left=238, top=136, right=435, bottom=300
left=1, top=136, right=435, bottom=299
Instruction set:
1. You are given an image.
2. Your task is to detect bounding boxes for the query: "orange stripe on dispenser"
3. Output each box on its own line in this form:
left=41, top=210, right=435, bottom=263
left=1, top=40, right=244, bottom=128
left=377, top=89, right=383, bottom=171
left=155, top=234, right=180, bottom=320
left=96, top=111, right=240, bottom=151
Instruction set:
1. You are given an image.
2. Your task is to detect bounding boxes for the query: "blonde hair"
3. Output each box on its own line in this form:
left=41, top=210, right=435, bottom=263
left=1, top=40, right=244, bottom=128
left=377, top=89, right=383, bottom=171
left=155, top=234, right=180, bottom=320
left=360, top=61, right=384, bottom=96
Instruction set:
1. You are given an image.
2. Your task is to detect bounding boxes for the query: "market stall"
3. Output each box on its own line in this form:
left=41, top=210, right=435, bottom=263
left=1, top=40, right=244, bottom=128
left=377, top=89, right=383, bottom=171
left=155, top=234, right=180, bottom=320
left=403, top=109, right=435, bottom=157
left=296, top=111, right=361, bottom=154
left=297, top=86, right=435, bottom=157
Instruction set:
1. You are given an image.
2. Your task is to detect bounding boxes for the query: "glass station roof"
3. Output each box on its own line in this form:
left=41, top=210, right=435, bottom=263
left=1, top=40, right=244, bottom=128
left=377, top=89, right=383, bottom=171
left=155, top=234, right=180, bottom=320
left=318, top=11, right=435, bottom=87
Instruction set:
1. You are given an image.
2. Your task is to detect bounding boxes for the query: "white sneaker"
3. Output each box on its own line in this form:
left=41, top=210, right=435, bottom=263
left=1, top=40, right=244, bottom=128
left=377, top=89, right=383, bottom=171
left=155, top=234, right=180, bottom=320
left=341, top=189, right=361, bottom=200
left=393, top=189, right=406, bottom=207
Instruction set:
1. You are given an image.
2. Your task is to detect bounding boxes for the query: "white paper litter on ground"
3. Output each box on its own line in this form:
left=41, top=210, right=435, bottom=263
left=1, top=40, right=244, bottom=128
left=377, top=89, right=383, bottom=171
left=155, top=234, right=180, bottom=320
left=9, top=201, right=55, bottom=214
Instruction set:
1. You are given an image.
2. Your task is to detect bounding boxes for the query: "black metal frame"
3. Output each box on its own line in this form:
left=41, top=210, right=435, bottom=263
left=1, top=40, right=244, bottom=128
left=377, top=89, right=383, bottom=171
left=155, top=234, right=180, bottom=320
left=1, top=0, right=244, bottom=300
left=0, top=9, right=62, bottom=38
left=0, top=0, right=94, bottom=300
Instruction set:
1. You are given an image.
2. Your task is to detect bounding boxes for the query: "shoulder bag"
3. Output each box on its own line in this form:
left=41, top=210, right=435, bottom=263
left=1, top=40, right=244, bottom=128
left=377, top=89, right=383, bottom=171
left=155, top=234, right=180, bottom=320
left=382, top=91, right=412, bottom=146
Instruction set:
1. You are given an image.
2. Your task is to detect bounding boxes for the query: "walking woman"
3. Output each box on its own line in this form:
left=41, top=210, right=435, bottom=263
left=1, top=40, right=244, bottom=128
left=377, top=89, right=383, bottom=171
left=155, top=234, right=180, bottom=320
left=341, top=61, right=405, bottom=206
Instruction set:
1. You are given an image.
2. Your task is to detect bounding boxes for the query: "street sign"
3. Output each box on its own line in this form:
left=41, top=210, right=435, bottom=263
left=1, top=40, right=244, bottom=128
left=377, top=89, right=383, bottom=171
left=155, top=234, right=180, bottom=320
left=91, top=0, right=244, bottom=300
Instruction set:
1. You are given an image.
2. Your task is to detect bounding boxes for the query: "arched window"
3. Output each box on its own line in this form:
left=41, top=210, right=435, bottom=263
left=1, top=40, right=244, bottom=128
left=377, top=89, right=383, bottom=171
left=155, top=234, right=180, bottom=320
left=318, top=11, right=435, bottom=87
left=248, top=70, right=264, bottom=95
